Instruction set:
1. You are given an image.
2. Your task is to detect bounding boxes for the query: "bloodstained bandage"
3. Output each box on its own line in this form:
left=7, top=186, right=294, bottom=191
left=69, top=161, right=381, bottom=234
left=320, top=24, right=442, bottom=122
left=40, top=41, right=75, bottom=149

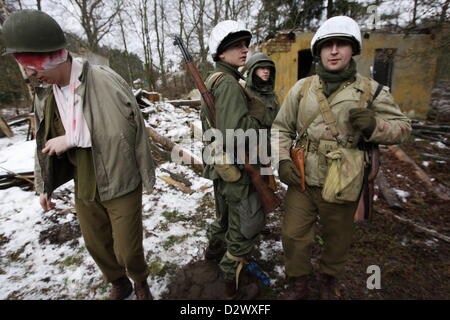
left=13, top=49, right=68, bottom=71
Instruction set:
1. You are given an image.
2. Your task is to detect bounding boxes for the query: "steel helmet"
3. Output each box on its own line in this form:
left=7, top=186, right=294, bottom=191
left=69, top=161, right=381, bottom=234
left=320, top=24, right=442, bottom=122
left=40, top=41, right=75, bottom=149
left=2, top=9, right=67, bottom=55
left=311, top=16, right=362, bottom=56
left=208, top=20, right=252, bottom=60
left=243, top=52, right=274, bottom=74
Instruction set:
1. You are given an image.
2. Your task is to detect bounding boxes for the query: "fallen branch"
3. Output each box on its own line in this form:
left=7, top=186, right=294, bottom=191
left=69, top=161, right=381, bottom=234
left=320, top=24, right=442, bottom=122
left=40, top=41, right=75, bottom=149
left=147, top=126, right=204, bottom=174
left=0, top=166, right=34, bottom=186
left=166, top=99, right=201, bottom=110
left=160, top=168, right=192, bottom=187
left=410, top=131, right=450, bottom=145
left=420, top=153, right=450, bottom=162
left=387, top=145, right=450, bottom=201
left=412, top=124, right=450, bottom=133
left=376, top=208, right=450, bottom=243
left=159, top=176, right=194, bottom=194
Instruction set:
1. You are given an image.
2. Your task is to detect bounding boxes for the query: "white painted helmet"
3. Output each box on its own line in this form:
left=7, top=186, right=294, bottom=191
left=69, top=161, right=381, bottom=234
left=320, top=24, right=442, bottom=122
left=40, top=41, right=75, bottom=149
left=311, top=16, right=362, bottom=56
left=208, top=20, right=252, bottom=61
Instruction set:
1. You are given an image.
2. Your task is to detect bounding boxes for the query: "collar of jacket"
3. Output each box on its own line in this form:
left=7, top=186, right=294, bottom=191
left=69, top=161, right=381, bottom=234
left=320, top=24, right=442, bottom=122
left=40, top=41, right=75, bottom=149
left=215, top=60, right=245, bottom=81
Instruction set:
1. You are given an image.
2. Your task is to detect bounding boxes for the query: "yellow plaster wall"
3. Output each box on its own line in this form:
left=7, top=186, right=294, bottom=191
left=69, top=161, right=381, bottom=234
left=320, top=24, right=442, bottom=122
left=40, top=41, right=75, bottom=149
left=261, top=32, right=438, bottom=117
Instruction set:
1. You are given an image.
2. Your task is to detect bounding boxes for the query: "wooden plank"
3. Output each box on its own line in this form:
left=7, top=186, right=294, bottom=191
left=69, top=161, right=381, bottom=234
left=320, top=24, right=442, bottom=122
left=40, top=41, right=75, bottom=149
left=0, top=115, right=14, bottom=137
left=159, top=176, right=194, bottom=194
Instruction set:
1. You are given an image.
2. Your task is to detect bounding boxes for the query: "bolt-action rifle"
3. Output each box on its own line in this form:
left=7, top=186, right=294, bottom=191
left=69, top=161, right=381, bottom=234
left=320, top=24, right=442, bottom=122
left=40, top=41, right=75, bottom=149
left=354, top=83, right=383, bottom=222
left=173, top=36, right=281, bottom=213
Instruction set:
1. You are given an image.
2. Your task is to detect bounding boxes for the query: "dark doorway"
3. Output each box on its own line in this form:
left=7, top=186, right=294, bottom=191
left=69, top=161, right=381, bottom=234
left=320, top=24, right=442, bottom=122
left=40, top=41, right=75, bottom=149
left=373, top=48, right=396, bottom=90
left=298, top=49, right=315, bottom=80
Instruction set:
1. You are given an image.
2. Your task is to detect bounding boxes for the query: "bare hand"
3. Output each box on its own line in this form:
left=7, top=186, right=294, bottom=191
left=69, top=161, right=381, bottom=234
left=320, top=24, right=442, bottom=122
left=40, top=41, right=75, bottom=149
left=42, top=135, right=70, bottom=156
left=39, top=193, right=55, bottom=211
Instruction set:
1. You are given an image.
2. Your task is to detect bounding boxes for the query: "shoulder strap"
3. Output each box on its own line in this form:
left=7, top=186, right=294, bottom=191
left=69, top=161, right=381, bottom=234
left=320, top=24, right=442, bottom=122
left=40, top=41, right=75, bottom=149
left=206, top=72, right=226, bottom=91
left=203, top=72, right=227, bottom=129
left=297, top=76, right=317, bottom=139
left=368, top=82, right=384, bottom=110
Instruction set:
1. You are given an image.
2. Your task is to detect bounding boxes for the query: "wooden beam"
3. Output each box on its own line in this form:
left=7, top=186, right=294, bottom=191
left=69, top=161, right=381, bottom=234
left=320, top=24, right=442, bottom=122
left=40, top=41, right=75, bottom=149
left=387, top=145, right=450, bottom=200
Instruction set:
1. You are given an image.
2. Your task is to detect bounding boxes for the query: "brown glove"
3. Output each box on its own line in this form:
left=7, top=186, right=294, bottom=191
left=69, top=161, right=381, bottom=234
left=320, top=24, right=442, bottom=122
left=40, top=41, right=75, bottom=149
left=349, top=108, right=376, bottom=138
left=278, top=159, right=301, bottom=186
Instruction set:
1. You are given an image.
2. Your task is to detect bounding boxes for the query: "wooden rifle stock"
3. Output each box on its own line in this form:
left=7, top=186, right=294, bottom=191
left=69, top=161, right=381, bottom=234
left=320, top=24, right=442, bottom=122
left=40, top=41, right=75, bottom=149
left=174, top=35, right=280, bottom=213
left=244, top=156, right=281, bottom=214
left=174, top=36, right=216, bottom=123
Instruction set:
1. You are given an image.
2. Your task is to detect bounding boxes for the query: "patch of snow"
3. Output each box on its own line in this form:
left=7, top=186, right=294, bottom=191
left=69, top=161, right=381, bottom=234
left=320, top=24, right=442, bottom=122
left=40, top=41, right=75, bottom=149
left=431, top=142, right=447, bottom=149
left=393, top=189, right=410, bottom=203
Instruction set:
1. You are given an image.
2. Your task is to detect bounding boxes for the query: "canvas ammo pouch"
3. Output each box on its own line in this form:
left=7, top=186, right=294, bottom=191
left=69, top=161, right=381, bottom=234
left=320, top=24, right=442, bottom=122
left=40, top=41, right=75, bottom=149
left=322, top=147, right=365, bottom=203
left=205, top=72, right=241, bottom=182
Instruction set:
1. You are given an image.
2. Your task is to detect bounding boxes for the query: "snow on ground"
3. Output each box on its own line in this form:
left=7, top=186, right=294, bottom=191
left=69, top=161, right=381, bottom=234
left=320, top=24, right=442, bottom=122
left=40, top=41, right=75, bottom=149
left=0, top=103, right=284, bottom=300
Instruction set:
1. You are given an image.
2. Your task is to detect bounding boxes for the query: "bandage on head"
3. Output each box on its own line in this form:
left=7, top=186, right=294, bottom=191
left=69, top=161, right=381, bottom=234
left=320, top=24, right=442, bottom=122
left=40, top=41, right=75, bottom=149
left=13, top=49, right=68, bottom=71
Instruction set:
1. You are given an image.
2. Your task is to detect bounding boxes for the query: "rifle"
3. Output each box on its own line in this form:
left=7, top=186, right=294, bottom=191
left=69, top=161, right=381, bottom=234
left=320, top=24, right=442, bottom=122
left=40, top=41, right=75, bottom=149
left=173, top=35, right=281, bottom=214
left=354, top=83, right=383, bottom=222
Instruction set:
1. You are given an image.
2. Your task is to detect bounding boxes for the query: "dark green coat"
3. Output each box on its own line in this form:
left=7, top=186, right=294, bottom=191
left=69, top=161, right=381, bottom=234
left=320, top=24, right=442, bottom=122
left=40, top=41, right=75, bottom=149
left=244, top=60, right=280, bottom=129
left=200, top=61, right=264, bottom=201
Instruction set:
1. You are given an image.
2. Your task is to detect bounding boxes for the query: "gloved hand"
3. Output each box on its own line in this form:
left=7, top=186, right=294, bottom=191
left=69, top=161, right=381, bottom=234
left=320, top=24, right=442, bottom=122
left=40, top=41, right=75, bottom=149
left=278, top=159, right=301, bottom=186
left=247, top=101, right=266, bottom=123
left=42, top=135, right=70, bottom=156
left=348, top=108, right=376, bottom=138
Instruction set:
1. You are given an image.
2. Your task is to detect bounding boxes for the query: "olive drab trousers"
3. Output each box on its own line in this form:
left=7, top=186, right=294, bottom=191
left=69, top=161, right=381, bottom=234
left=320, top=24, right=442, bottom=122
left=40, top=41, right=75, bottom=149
left=75, top=184, right=149, bottom=283
left=207, top=179, right=265, bottom=280
left=282, top=185, right=358, bottom=277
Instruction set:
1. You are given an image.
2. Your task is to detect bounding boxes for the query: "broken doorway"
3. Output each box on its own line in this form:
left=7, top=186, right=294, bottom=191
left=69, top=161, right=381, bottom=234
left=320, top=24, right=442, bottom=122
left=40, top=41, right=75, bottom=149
left=373, top=48, right=396, bottom=90
left=298, top=49, right=315, bottom=80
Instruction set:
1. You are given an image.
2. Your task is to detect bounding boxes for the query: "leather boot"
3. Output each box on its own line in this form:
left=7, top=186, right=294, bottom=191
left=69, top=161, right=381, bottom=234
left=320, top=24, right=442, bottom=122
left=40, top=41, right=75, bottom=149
left=224, top=279, right=260, bottom=300
left=108, top=276, right=133, bottom=300
left=318, top=274, right=340, bottom=300
left=204, top=242, right=226, bottom=261
left=134, top=280, right=154, bottom=300
left=278, top=275, right=309, bottom=300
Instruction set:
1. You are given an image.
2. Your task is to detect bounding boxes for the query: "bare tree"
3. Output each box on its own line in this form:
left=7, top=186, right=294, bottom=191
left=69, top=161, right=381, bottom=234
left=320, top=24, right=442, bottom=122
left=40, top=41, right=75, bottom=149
left=153, top=0, right=167, bottom=87
left=66, top=0, right=120, bottom=52
left=129, top=0, right=156, bottom=90
left=117, top=3, right=133, bottom=84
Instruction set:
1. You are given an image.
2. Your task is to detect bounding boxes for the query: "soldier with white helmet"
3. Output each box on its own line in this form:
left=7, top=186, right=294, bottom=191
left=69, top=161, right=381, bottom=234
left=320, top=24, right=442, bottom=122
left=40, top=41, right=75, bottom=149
left=271, top=16, right=411, bottom=299
left=201, top=20, right=267, bottom=299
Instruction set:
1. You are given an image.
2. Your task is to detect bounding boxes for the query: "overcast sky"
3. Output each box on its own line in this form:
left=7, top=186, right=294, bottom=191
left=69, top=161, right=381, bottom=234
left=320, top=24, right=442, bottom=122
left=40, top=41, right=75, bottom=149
left=9, top=0, right=447, bottom=66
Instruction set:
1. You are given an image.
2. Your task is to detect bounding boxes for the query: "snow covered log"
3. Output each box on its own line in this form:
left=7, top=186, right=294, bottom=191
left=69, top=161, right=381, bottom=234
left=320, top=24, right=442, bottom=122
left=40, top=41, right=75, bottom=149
left=146, top=126, right=204, bottom=173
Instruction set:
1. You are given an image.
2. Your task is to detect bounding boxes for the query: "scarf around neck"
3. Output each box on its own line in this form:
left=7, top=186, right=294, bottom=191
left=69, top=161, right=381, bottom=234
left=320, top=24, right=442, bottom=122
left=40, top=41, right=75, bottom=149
left=315, top=58, right=357, bottom=97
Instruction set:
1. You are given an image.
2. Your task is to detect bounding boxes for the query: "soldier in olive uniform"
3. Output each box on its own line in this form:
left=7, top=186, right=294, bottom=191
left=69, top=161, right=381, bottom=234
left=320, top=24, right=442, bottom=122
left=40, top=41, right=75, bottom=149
left=201, top=20, right=267, bottom=300
left=2, top=10, right=155, bottom=300
left=271, top=16, right=411, bottom=300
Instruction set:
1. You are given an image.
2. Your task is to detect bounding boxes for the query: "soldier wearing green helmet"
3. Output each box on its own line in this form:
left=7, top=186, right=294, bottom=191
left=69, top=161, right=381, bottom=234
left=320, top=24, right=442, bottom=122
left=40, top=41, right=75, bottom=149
left=3, top=10, right=156, bottom=300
